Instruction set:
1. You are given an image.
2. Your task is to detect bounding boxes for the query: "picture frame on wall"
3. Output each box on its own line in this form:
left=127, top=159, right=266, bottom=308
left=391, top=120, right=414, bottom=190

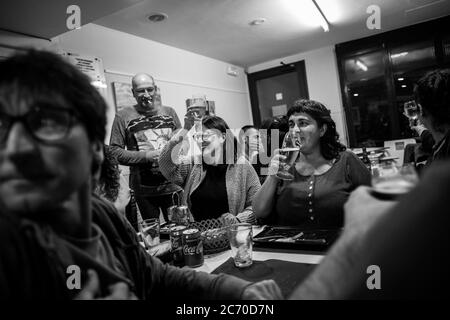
left=113, top=82, right=135, bottom=112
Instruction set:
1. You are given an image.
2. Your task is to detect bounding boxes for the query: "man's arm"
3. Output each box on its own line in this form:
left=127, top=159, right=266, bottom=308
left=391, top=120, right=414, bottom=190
left=109, top=115, right=153, bottom=165
left=290, top=162, right=450, bottom=299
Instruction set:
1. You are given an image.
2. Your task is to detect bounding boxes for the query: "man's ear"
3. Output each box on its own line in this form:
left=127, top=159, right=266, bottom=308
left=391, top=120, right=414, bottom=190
left=320, top=124, right=328, bottom=137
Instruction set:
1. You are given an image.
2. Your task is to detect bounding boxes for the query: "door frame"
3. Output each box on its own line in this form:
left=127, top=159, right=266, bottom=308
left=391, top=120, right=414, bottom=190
left=247, top=60, right=309, bottom=127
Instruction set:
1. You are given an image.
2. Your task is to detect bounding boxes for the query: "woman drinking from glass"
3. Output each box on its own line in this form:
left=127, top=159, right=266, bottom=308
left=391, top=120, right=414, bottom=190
left=159, top=114, right=260, bottom=224
left=253, top=99, right=371, bottom=228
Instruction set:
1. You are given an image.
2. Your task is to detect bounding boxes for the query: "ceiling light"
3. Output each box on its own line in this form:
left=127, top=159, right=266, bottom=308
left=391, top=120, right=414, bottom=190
left=391, top=52, right=409, bottom=59
left=148, top=12, right=168, bottom=23
left=398, top=78, right=405, bottom=81
left=249, top=18, right=266, bottom=26
left=356, top=60, right=368, bottom=72
left=402, top=85, right=407, bottom=88
left=353, top=93, right=359, bottom=97
left=282, top=0, right=330, bottom=32
left=311, top=0, right=329, bottom=32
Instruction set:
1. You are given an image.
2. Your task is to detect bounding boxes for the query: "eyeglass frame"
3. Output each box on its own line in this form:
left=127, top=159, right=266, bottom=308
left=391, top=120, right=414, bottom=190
left=192, top=130, right=223, bottom=143
left=0, top=105, right=79, bottom=145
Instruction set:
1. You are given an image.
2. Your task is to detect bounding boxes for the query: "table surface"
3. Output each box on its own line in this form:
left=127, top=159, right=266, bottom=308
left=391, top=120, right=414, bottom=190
left=194, top=226, right=325, bottom=273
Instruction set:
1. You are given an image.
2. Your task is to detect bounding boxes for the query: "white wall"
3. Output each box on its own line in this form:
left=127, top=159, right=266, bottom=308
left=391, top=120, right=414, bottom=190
left=247, top=46, right=348, bottom=146
left=1, top=25, right=252, bottom=141
left=51, top=24, right=252, bottom=141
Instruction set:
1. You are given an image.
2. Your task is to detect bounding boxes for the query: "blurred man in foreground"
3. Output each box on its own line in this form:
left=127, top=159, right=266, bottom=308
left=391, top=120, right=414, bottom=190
left=0, top=50, right=282, bottom=300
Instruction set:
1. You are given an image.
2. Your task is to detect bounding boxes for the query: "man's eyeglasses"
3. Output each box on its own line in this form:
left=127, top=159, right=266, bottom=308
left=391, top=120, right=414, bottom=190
left=134, top=86, right=156, bottom=95
left=0, top=106, right=78, bottom=144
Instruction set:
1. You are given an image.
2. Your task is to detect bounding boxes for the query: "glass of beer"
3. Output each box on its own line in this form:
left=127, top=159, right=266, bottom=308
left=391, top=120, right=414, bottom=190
left=276, top=131, right=301, bottom=181
left=403, top=100, right=419, bottom=120
left=371, top=162, right=419, bottom=199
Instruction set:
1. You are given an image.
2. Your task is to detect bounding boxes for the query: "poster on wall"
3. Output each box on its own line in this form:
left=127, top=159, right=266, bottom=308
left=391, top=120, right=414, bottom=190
left=113, top=82, right=135, bottom=112
left=62, top=52, right=107, bottom=99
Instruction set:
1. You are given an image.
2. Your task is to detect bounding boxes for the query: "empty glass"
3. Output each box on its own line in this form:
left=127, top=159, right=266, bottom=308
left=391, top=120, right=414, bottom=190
left=228, top=223, right=253, bottom=268
left=140, top=218, right=160, bottom=248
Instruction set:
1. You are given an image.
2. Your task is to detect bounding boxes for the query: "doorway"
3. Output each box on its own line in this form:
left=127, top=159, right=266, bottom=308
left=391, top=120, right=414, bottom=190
left=247, top=61, right=309, bottom=127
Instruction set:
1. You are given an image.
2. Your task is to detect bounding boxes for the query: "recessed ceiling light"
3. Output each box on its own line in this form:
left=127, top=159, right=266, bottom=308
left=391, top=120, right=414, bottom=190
left=398, top=78, right=405, bottom=81
left=353, top=93, right=359, bottom=97
left=249, top=18, right=266, bottom=26
left=402, top=85, right=407, bottom=88
left=148, top=12, right=168, bottom=23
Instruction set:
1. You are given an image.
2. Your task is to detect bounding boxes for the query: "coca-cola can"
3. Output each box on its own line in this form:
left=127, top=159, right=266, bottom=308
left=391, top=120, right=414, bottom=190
left=182, top=228, right=204, bottom=268
left=170, top=225, right=187, bottom=266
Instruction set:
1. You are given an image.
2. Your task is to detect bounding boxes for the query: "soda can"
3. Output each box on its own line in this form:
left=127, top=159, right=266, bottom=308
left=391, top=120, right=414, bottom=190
left=170, top=225, right=187, bottom=266
left=182, top=228, right=204, bottom=268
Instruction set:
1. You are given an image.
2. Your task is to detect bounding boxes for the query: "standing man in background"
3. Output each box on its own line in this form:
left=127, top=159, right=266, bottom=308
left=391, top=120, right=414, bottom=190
left=109, top=73, right=182, bottom=220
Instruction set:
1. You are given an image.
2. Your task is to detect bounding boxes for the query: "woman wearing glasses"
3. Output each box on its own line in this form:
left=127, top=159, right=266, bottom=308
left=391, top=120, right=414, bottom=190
left=159, top=114, right=260, bottom=224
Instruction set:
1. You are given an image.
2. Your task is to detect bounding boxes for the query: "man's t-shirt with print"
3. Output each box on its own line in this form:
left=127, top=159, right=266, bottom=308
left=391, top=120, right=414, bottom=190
left=109, top=105, right=182, bottom=195
left=128, top=113, right=176, bottom=188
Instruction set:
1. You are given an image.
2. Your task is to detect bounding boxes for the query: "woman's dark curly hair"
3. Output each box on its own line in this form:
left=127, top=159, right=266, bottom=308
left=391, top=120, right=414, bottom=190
left=96, top=145, right=120, bottom=202
left=287, top=99, right=346, bottom=160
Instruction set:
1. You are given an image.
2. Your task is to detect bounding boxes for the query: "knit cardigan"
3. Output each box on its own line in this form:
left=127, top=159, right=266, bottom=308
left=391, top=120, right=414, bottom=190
left=159, top=138, right=260, bottom=224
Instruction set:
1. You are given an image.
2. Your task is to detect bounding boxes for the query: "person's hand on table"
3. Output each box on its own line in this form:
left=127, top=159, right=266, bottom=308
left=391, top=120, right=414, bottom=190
left=220, top=213, right=240, bottom=226
left=74, top=269, right=138, bottom=300
left=242, top=280, right=283, bottom=300
left=344, top=186, right=397, bottom=234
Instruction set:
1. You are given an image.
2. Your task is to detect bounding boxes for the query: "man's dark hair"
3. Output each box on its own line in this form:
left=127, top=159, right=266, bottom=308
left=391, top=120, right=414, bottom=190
left=238, top=125, right=256, bottom=144
left=287, top=99, right=346, bottom=160
left=0, top=49, right=107, bottom=143
left=414, top=69, right=450, bottom=133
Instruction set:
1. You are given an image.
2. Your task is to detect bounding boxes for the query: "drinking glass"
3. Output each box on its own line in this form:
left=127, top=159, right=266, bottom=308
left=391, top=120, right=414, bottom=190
left=403, top=100, right=420, bottom=127
left=276, top=131, right=301, bottom=181
left=140, top=218, right=160, bottom=248
left=371, top=162, right=419, bottom=199
left=228, top=223, right=253, bottom=268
